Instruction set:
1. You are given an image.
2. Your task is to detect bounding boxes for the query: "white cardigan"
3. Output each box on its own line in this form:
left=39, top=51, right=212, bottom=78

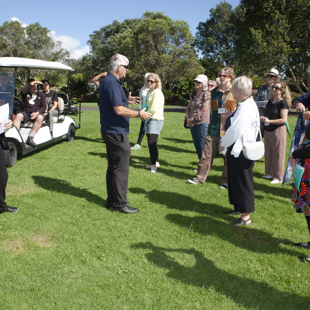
left=221, top=97, right=260, bottom=157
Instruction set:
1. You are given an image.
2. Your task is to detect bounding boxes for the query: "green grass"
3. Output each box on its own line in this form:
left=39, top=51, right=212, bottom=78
left=1, top=111, right=309, bottom=309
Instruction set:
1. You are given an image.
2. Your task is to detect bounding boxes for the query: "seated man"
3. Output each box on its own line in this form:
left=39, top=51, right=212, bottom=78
left=13, top=79, right=46, bottom=146
left=0, top=73, right=14, bottom=107
left=41, top=79, right=59, bottom=137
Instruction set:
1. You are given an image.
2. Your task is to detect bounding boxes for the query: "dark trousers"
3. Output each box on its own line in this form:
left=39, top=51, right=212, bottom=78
left=136, top=120, right=145, bottom=145
left=147, top=133, right=159, bottom=165
left=0, top=145, right=8, bottom=212
left=227, top=146, right=255, bottom=213
left=101, top=132, right=130, bottom=208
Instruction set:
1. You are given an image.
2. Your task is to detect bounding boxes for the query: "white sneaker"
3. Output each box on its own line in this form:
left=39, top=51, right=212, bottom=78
left=156, top=162, right=160, bottom=167
left=131, top=144, right=141, bottom=150
left=151, top=165, right=157, bottom=173
left=188, top=178, right=199, bottom=184
left=270, top=178, right=282, bottom=184
left=262, top=175, right=272, bottom=179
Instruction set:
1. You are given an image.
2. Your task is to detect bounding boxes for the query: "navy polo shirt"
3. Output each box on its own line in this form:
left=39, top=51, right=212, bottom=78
left=99, top=73, right=129, bottom=134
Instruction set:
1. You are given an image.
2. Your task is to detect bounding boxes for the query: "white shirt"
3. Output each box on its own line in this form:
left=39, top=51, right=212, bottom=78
left=221, top=96, right=260, bottom=157
left=139, top=86, right=149, bottom=109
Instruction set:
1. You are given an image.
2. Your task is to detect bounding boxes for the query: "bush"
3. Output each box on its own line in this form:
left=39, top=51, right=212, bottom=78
left=165, top=93, right=189, bottom=106
left=249, top=75, right=262, bottom=89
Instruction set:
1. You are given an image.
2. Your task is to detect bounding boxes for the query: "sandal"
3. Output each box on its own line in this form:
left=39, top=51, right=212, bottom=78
left=293, top=242, right=310, bottom=249
left=231, top=218, right=251, bottom=226
left=299, top=257, right=310, bottom=263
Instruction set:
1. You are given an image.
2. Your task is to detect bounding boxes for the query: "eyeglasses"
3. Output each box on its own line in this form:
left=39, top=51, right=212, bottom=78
left=147, top=80, right=156, bottom=84
left=208, top=84, right=215, bottom=87
left=267, top=75, right=276, bottom=78
left=271, top=85, right=282, bottom=90
left=218, top=75, right=229, bottom=78
left=120, top=65, right=129, bottom=70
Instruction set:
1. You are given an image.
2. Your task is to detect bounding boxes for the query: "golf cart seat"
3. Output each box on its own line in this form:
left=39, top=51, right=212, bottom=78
left=22, top=97, right=65, bottom=128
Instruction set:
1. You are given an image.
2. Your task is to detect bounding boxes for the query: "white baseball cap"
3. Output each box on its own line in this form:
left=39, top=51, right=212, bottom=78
left=265, top=68, right=279, bottom=77
left=194, top=75, right=208, bottom=83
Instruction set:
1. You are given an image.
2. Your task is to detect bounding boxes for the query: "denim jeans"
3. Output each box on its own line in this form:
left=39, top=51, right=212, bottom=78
left=190, top=123, right=209, bottom=160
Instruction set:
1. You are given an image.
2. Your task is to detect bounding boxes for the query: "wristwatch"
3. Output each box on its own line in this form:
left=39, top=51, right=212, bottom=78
left=136, top=111, right=141, bottom=118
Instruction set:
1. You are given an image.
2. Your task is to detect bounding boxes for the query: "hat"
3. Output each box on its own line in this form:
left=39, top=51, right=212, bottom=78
left=194, top=75, right=208, bottom=83
left=265, top=68, right=279, bottom=77
left=144, top=72, right=150, bottom=79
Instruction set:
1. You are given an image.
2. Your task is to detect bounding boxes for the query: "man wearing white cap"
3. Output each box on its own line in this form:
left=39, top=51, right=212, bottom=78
left=255, top=68, right=280, bottom=102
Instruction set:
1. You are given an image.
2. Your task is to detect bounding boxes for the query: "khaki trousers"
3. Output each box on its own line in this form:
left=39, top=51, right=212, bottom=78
left=196, top=134, right=228, bottom=184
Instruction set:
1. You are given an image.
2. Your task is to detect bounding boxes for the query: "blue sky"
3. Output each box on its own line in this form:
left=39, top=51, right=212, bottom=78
left=1, top=0, right=240, bottom=59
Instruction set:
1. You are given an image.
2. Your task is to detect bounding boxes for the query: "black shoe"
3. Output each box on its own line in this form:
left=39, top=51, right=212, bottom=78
left=220, top=183, right=228, bottom=189
left=113, top=205, right=138, bottom=214
left=6, top=207, right=18, bottom=213
left=293, top=242, right=310, bottom=249
left=27, top=136, right=36, bottom=146
left=299, top=256, right=310, bottom=263
left=232, top=218, right=251, bottom=226
left=106, top=202, right=130, bottom=209
left=223, top=210, right=240, bottom=215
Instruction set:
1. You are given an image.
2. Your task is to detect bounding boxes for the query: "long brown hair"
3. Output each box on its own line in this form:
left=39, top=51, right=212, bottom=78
left=268, top=81, right=291, bottom=107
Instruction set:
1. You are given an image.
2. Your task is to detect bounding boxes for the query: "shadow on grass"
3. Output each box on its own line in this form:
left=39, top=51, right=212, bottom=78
left=88, top=151, right=107, bottom=159
left=131, top=243, right=309, bottom=309
left=75, top=136, right=104, bottom=144
left=32, top=176, right=106, bottom=208
left=162, top=137, right=193, bottom=144
left=157, top=143, right=196, bottom=154
left=129, top=188, right=301, bottom=256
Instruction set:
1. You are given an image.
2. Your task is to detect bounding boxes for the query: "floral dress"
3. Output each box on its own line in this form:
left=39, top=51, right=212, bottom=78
left=292, top=134, right=310, bottom=216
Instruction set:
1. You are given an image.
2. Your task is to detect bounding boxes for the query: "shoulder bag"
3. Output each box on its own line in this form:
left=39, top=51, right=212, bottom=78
left=242, top=100, right=265, bottom=161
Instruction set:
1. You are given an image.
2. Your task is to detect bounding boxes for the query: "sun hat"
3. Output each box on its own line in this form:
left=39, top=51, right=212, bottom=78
left=265, top=68, right=279, bottom=77
left=194, top=75, right=208, bottom=83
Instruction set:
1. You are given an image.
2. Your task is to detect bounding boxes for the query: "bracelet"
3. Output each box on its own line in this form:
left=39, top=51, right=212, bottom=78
left=136, top=111, right=140, bottom=118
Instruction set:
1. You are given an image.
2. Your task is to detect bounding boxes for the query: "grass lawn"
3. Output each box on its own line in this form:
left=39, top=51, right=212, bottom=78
left=1, top=111, right=309, bottom=309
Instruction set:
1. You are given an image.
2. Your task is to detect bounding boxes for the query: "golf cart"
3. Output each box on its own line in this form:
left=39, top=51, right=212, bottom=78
left=0, top=57, right=81, bottom=167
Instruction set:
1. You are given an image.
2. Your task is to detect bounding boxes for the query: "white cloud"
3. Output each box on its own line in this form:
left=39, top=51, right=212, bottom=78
left=10, top=17, right=28, bottom=28
left=10, top=18, right=89, bottom=59
left=49, top=31, right=90, bottom=59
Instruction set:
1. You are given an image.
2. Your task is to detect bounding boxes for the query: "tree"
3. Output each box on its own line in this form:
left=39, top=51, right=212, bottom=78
left=87, top=12, right=203, bottom=94
left=235, top=0, right=310, bottom=93
left=195, top=2, right=236, bottom=68
left=0, top=21, right=70, bottom=87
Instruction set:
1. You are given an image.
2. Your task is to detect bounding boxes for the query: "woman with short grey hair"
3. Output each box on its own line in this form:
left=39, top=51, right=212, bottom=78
left=220, top=76, right=260, bottom=226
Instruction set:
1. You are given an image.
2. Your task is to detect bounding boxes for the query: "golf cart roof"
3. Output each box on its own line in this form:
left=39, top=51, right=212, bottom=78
left=0, top=57, right=75, bottom=71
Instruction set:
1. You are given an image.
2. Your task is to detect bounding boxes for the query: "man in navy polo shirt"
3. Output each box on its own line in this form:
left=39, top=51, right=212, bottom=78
left=100, top=54, right=151, bottom=214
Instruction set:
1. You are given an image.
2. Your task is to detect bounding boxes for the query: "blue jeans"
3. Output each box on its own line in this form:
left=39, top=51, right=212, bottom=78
left=190, top=123, right=209, bottom=160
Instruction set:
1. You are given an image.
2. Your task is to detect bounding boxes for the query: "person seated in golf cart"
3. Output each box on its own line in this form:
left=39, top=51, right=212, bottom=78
left=0, top=73, right=14, bottom=106
left=41, top=79, right=59, bottom=137
left=13, top=79, right=46, bottom=146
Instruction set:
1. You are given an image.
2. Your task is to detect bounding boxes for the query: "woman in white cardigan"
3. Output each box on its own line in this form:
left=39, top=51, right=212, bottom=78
left=220, top=76, right=260, bottom=226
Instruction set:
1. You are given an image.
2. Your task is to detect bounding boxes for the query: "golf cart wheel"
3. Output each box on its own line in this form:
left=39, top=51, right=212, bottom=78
left=67, top=124, right=76, bottom=141
left=4, top=142, right=17, bottom=167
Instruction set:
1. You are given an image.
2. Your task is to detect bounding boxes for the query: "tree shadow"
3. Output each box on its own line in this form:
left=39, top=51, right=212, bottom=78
left=131, top=243, right=309, bottom=309
left=88, top=151, right=107, bottom=159
left=157, top=143, right=196, bottom=154
left=129, top=188, right=301, bottom=256
left=32, top=176, right=106, bottom=208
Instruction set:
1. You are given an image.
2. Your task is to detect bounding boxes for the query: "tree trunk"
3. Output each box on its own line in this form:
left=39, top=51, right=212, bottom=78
left=287, top=65, right=305, bottom=94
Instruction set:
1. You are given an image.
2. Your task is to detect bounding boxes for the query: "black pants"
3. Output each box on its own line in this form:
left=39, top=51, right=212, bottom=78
left=227, top=146, right=255, bottom=213
left=0, top=145, right=8, bottom=212
left=101, top=132, right=130, bottom=208
left=147, top=133, right=159, bottom=165
left=136, top=120, right=145, bottom=145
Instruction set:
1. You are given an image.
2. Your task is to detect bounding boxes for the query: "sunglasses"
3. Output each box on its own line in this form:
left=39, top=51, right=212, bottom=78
left=194, top=80, right=202, bottom=84
left=271, top=85, right=282, bottom=90
left=147, top=80, right=156, bottom=84
left=267, top=75, right=276, bottom=78
left=120, top=64, right=129, bottom=69
left=218, top=75, right=229, bottom=78
left=208, top=84, right=215, bottom=87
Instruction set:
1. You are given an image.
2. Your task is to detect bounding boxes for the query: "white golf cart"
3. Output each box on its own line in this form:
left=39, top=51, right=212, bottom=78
left=0, top=57, right=81, bottom=167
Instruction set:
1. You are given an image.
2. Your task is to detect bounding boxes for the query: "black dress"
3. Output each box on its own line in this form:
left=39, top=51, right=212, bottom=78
left=225, top=111, right=255, bottom=213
